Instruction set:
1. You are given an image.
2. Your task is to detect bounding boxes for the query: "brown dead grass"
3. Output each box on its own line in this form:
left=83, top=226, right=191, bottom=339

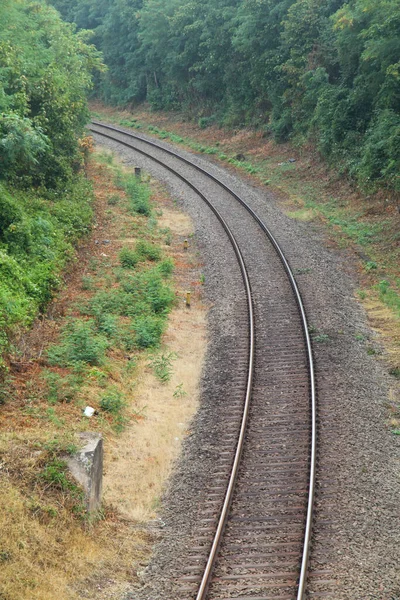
left=0, top=147, right=207, bottom=599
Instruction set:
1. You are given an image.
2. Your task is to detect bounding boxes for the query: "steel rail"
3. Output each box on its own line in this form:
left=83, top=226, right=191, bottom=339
left=90, top=121, right=317, bottom=600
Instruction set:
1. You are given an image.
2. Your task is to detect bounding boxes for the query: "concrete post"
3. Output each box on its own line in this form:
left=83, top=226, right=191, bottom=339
left=66, top=432, right=103, bottom=513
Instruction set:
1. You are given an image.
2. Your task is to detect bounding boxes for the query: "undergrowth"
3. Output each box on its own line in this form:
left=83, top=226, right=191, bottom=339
left=41, top=156, right=175, bottom=433
left=0, top=177, right=93, bottom=369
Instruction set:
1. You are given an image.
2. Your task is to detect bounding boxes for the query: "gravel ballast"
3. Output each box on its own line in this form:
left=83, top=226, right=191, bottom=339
left=92, top=125, right=400, bottom=600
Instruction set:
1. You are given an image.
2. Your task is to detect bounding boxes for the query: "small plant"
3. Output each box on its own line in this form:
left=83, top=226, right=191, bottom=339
left=158, top=258, right=174, bottom=277
left=134, top=315, right=164, bottom=348
left=313, top=333, right=330, bottom=343
left=199, top=273, right=205, bottom=284
left=295, top=267, right=312, bottom=275
left=389, top=367, right=400, bottom=379
left=119, top=247, right=140, bottom=268
left=107, top=194, right=120, bottom=206
left=357, top=289, right=367, bottom=300
left=96, top=313, right=119, bottom=337
left=173, top=383, right=187, bottom=398
left=367, top=346, right=377, bottom=355
left=136, top=240, right=161, bottom=261
left=100, top=388, right=126, bottom=414
left=47, top=319, right=109, bottom=367
left=124, top=174, right=151, bottom=216
left=354, top=333, right=366, bottom=342
left=365, top=261, right=378, bottom=271
left=40, top=459, right=74, bottom=491
left=42, top=370, right=79, bottom=404
left=81, top=275, right=95, bottom=291
left=150, top=352, right=176, bottom=383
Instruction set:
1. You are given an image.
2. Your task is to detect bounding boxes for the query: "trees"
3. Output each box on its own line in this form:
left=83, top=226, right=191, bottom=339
left=0, top=1, right=103, bottom=186
left=48, top=0, right=400, bottom=190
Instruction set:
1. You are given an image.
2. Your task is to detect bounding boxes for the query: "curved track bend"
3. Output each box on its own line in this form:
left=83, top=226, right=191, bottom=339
left=90, top=120, right=317, bottom=600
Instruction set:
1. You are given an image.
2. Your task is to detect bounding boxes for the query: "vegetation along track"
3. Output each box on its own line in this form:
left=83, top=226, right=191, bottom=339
left=90, top=120, right=319, bottom=600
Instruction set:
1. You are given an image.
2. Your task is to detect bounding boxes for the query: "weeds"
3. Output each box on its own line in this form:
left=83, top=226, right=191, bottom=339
left=124, top=174, right=151, bottom=216
left=149, top=352, right=176, bottom=383
left=134, top=315, right=165, bottom=348
left=389, top=367, right=400, bottom=379
left=313, top=333, right=330, bottom=343
left=119, top=247, right=140, bottom=268
left=136, top=240, right=161, bottom=261
left=107, top=194, right=120, bottom=206
left=47, top=319, right=109, bottom=367
left=173, top=383, right=187, bottom=398
left=100, top=388, right=126, bottom=414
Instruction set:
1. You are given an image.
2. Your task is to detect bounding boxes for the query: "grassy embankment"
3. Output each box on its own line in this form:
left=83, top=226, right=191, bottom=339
left=92, top=103, right=400, bottom=375
left=0, top=148, right=206, bottom=600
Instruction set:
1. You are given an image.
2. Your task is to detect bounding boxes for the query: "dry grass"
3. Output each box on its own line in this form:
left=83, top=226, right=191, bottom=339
left=104, top=309, right=206, bottom=521
left=0, top=148, right=208, bottom=599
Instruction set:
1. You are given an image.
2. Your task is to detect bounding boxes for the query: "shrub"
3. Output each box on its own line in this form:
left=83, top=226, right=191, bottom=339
left=133, top=315, right=164, bottom=348
left=124, top=175, right=151, bottom=216
left=100, top=388, right=126, bottom=414
left=136, top=240, right=161, bottom=261
left=47, top=319, right=109, bottom=366
left=119, top=247, right=139, bottom=268
left=157, top=258, right=174, bottom=277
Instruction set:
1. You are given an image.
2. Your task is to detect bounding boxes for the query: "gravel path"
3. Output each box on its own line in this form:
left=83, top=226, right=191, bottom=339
left=92, top=126, right=400, bottom=600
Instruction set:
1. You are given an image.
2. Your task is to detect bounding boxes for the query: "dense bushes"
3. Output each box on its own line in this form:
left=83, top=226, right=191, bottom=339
left=0, top=1, right=102, bottom=187
left=51, top=0, right=400, bottom=192
left=0, top=1, right=103, bottom=366
left=0, top=179, right=94, bottom=363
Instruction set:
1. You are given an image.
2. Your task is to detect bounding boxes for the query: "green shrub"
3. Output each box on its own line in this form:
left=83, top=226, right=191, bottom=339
left=43, top=370, right=79, bottom=404
left=119, top=247, right=140, bottom=268
left=100, top=388, right=126, bottom=414
left=47, top=319, right=109, bottom=366
left=133, top=315, right=164, bottom=348
left=96, top=313, right=119, bottom=338
left=136, top=240, right=161, bottom=261
left=124, top=175, right=151, bottom=216
left=157, top=258, right=174, bottom=277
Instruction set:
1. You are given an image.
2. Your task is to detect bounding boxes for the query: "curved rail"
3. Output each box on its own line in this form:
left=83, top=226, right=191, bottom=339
left=90, top=120, right=317, bottom=600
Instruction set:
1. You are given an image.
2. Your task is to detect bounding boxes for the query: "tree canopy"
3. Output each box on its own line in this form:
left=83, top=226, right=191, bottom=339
left=0, top=0, right=103, bottom=186
left=49, top=0, right=400, bottom=191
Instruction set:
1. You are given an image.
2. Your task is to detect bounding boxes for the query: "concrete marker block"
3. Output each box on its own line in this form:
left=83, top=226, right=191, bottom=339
left=66, top=432, right=103, bottom=513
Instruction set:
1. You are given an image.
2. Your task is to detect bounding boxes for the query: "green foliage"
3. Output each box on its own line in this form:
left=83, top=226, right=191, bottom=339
left=40, top=459, right=77, bottom=492
left=0, top=178, right=93, bottom=363
left=43, top=370, right=79, bottom=404
left=149, top=352, right=176, bottom=383
left=136, top=240, right=161, bottom=262
left=47, top=319, right=109, bottom=366
left=157, top=258, right=174, bottom=277
left=119, top=247, right=140, bottom=268
left=100, top=388, right=126, bottom=414
left=133, top=314, right=165, bottom=348
left=0, top=1, right=103, bottom=186
left=51, top=0, right=400, bottom=192
left=124, top=174, right=151, bottom=216
left=173, top=383, right=187, bottom=398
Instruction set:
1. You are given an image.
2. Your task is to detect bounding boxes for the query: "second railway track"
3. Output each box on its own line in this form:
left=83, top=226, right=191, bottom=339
left=90, top=120, right=319, bottom=600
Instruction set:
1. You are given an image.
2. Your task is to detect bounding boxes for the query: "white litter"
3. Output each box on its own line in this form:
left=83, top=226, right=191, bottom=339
left=83, top=406, right=95, bottom=417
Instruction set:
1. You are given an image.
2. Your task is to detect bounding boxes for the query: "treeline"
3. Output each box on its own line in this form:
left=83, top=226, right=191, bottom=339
left=0, top=0, right=102, bottom=366
left=49, top=0, right=400, bottom=192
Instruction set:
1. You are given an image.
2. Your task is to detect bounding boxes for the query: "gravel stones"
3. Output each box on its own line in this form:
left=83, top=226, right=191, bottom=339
left=92, top=124, right=400, bottom=600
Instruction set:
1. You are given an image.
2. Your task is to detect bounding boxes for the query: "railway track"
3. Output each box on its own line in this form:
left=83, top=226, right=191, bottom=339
left=90, top=120, right=318, bottom=600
